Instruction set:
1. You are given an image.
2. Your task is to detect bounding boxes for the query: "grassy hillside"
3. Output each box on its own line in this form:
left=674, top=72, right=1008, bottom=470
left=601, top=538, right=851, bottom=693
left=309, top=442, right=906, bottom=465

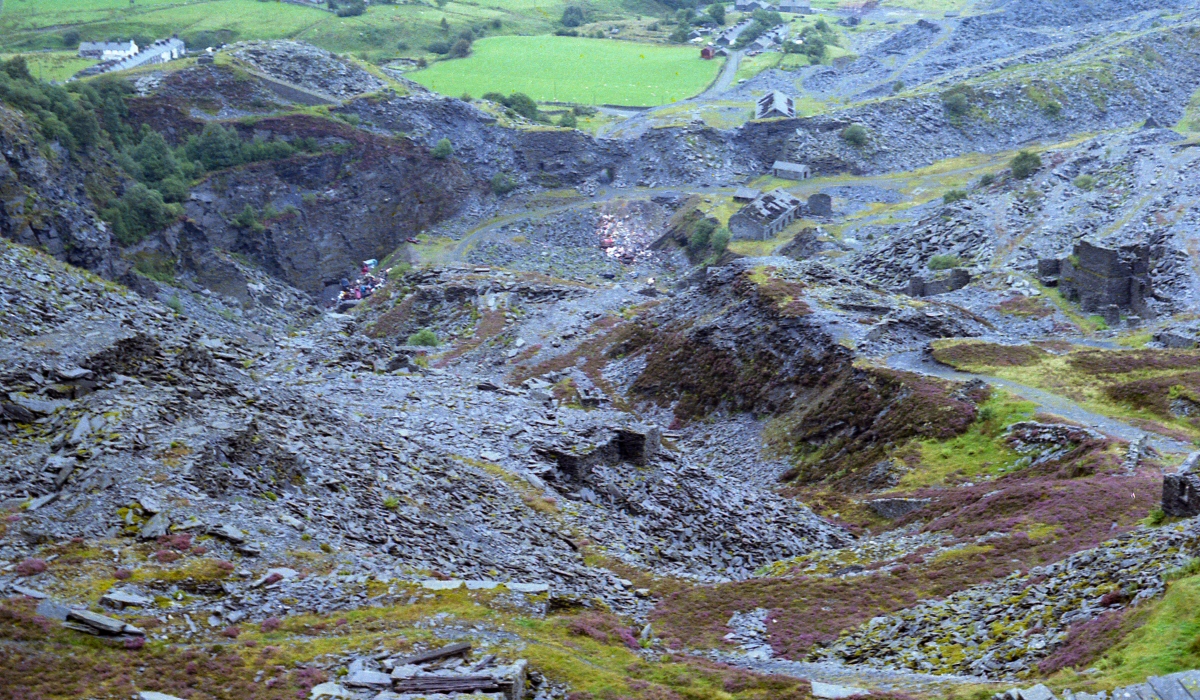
left=0, top=0, right=670, bottom=63
left=410, top=35, right=721, bottom=106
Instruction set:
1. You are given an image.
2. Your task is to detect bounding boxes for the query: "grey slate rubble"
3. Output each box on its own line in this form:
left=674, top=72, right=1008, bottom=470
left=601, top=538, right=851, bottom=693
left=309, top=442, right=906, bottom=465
left=816, top=521, right=1200, bottom=679
left=999, top=669, right=1200, bottom=700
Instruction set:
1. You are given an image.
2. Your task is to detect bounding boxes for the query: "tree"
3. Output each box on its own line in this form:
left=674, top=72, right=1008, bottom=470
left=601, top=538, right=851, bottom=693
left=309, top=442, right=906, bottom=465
left=449, top=39, right=471, bottom=57
left=688, top=218, right=716, bottom=254
left=232, top=204, right=264, bottom=233
left=840, top=123, right=868, bottom=147
left=130, top=128, right=180, bottom=184
left=562, top=6, right=584, bottom=27
left=1010, top=150, right=1042, bottom=180
left=186, top=123, right=243, bottom=170
left=942, top=90, right=969, bottom=117
left=62, top=30, right=81, bottom=47
left=707, top=2, right=725, bottom=25
left=558, top=112, right=577, bottom=128
left=490, top=172, right=517, bottom=194
left=407, top=328, right=438, bottom=346
left=106, top=184, right=175, bottom=245
left=431, top=138, right=453, bottom=160
left=803, top=35, right=825, bottom=60
left=710, top=226, right=731, bottom=256
left=943, top=189, right=967, bottom=204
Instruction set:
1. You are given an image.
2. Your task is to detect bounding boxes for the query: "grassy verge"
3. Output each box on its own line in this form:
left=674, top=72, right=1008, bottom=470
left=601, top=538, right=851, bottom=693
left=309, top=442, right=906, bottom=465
left=1044, top=570, right=1200, bottom=694
left=931, top=340, right=1200, bottom=443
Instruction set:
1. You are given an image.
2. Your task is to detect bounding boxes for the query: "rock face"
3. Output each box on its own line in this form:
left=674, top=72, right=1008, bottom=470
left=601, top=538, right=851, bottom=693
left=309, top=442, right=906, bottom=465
left=0, top=104, right=118, bottom=278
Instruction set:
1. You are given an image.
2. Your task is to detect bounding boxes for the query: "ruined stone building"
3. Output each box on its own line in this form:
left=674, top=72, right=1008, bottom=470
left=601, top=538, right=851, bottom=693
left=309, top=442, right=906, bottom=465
left=1045, top=240, right=1155, bottom=321
left=729, top=189, right=803, bottom=240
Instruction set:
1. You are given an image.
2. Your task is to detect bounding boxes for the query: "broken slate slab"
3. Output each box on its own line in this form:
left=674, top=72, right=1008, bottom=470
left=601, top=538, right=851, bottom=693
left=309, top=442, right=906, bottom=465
left=209, top=523, right=246, bottom=543
left=811, top=681, right=869, bottom=699
left=101, top=590, right=153, bottom=609
left=25, top=493, right=57, bottom=511
left=506, top=582, right=550, bottom=594
left=35, top=599, right=72, bottom=620
left=139, top=512, right=171, bottom=540
left=421, top=579, right=463, bottom=590
left=69, top=415, right=92, bottom=445
left=11, top=584, right=47, bottom=599
left=343, top=670, right=393, bottom=688
left=139, top=692, right=187, bottom=700
left=309, top=682, right=353, bottom=699
left=67, top=609, right=143, bottom=635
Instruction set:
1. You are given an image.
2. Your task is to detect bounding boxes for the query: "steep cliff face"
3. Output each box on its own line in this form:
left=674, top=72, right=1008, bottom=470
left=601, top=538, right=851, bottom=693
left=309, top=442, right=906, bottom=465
left=171, top=115, right=474, bottom=293
left=0, top=80, right=475, bottom=297
left=0, top=105, right=118, bottom=277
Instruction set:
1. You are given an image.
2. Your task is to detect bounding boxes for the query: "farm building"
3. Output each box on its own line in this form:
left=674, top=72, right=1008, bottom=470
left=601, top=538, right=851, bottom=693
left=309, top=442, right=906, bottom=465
left=76, top=37, right=187, bottom=79
left=715, top=20, right=754, bottom=47
left=728, top=189, right=803, bottom=240
left=733, top=187, right=762, bottom=202
left=701, top=46, right=715, bottom=59
left=756, top=91, right=795, bottom=119
left=777, top=0, right=813, bottom=13
left=78, top=41, right=138, bottom=61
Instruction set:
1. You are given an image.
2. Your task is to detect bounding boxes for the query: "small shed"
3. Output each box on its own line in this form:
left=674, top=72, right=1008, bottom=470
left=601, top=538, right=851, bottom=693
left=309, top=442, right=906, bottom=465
left=733, top=187, right=761, bottom=202
left=771, top=160, right=811, bottom=180
left=701, top=46, right=715, bottom=60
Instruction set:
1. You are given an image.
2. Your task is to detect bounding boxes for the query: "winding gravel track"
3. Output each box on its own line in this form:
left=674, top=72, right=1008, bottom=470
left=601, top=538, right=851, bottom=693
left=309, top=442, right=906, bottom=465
left=884, top=349, right=1195, bottom=454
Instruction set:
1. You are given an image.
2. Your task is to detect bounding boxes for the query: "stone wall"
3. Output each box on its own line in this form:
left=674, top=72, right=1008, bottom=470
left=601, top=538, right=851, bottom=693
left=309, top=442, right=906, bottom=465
left=906, top=268, right=971, bottom=297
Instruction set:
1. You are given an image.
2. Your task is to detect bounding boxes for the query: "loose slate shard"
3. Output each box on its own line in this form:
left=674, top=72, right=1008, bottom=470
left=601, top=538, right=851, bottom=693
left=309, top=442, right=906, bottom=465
left=397, top=641, right=472, bottom=666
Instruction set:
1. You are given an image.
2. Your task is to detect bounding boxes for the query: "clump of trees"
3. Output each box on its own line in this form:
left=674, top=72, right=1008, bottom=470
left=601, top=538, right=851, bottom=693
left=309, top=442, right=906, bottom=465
left=707, top=2, right=726, bottom=26
left=0, top=57, right=322, bottom=246
left=482, top=92, right=545, bottom=122
left=941, top=85, right=973, bottom=117
left=785, top=18, right=837, bottom=63
left=686, top=218, right=731, bottom=263
left=490, top=172, right=518, bottom=194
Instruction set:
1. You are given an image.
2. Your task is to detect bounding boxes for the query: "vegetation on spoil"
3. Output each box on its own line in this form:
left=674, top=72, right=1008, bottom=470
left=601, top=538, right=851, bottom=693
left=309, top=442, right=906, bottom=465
left=0, top=56, right=324, bottom=245
left=0, top=578, right=816, bottom=700
left=654, top=463, right=1158, bottom=660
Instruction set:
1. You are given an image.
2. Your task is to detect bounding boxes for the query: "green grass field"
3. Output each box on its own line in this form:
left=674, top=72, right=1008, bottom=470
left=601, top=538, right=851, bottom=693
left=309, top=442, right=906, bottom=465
left=410, top=35, right=721, bottom=106
left=0, top=0, right=621, bottom=62
left=0, top=51, right=96, bottom=81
